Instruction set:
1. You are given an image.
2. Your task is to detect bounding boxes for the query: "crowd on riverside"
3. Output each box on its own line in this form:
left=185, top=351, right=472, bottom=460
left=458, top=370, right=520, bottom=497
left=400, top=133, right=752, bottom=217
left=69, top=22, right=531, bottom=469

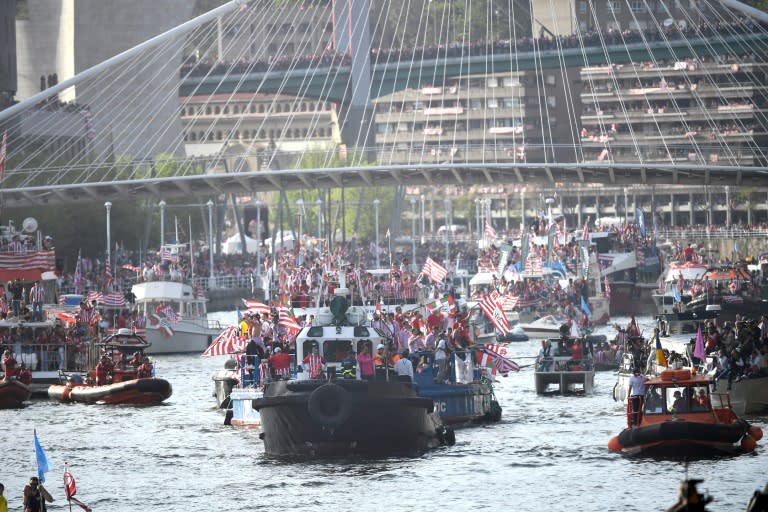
left=181, top=18, right=766, bottom=78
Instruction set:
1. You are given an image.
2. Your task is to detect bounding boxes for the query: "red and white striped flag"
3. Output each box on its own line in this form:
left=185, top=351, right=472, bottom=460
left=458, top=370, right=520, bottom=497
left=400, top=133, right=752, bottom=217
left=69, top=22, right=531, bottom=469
left=64, top=465, right=92, bottom=512
left=480, top=344, right=520, bottom=375
left=105, top=258, right=113, bottom=289
left=479, top=291, right=511, bottom=334
left=484, top=220, right=497, bottom=240
left=202, top=325, right=245, bottom=356
left=421, top=257, right=448, bottom=282
left=582, top=216, right=590, bottom=241
left=277, top=307, right=302, bottom=334
left=242, top=299, right=271, bottom=316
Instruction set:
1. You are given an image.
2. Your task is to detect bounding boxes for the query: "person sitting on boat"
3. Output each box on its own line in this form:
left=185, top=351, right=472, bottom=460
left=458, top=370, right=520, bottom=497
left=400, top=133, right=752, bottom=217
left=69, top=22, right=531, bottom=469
left=302, top=344, right=326, bottom=380
left=693, top=388, right=710, bottom=410
left=268, top=347, right=291, bottom=380
left=95, top=354, right=114, bottom=385
left=137, top=357, right=154, bottom=379
left=394, top=348, right=414, bottom=382
left=670, top=390, right=688, bottom=413
left=357, top=342, right=375, bottom=381
left=627, top=368, right=649, bottom=426
left=2, top=349, right=17, bottom=379
left=17, top=363, right=32, bottom=385
left=128, top=351, right=142, bottom=367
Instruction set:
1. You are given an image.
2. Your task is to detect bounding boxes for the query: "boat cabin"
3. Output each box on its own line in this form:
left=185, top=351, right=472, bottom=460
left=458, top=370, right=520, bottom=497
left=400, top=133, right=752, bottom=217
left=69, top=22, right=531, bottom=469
left=295, top=325, right=388, bottom=380
left=638, top=369, right=733, bottom=423
left=90, top=329, right=152, bottom=384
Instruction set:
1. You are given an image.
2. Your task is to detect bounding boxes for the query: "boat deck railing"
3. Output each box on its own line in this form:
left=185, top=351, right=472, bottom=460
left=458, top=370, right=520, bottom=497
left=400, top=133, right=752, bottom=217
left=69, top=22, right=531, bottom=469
left=536, top=355, right=594, bottom=372
left=0, top=341, right=101, bottom=375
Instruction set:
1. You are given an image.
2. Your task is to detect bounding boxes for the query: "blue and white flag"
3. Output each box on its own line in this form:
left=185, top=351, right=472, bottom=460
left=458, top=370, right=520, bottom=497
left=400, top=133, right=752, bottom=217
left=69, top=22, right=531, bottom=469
left=636, top=208, right=646, bottom=238
left=672, top=284, right=681, bottom=304
left=581, top=296, right=592, bottom=317
left=34, top=429, right=50, bottom=483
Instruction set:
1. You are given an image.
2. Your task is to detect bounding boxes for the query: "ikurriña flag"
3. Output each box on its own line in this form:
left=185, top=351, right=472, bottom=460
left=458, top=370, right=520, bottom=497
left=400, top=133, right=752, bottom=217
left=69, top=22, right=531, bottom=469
left=64, top=464, right=93, bottom=512
left=479, top=344, right=520, bottom=376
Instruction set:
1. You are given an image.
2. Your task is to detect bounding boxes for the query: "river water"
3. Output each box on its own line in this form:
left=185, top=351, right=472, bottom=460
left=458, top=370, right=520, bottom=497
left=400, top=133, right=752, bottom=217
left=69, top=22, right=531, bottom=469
left=3, top=314, right=767, bottom=512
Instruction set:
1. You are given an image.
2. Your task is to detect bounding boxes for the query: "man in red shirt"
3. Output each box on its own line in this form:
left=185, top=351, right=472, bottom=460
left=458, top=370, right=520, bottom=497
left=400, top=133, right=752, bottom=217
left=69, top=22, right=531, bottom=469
left=268, top=347, right=292, bottom=379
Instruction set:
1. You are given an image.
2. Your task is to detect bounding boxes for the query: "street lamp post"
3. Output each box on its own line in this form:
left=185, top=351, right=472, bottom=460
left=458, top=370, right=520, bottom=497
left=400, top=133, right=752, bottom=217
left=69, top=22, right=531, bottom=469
left=443, top=198, right=450, bottom=266
left=475, top=198, right=480, bottom=238
left=207, top=199, right=215, bottom=288
left=316, top=198, right=323, bottom=238
left=104, top=202, right=112, bottom=266
left=373, top=199, right=381, bottom=268
left=296, top=199, right=304, bottom=248
left=410, top=198, right=416, bottom=272
left=254, top=200, right=262, bottom=282
left=159, top=199, right=166, bottom=247
left=419, top=194, right=425, bottom=242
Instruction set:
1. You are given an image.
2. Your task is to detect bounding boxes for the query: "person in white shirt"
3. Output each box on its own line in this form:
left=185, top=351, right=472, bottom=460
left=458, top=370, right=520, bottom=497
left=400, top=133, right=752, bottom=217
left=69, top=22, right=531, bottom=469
left=627, top=368, right=649, bottom=427
left=394, top=349, right=414, bottom=381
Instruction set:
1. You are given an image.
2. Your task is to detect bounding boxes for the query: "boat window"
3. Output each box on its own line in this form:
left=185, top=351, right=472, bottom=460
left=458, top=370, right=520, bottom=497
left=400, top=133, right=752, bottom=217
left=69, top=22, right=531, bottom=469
left=691, top=386, right=711, bottom=411
left=667, top=387, right=691, bottom=413
left=644, top=386, right=665, bottom=414
left=323, top=340, right=354, bottom=362
left=353, top=326, right=370, bottom=338
left=306, top=326, right=324, bottom=337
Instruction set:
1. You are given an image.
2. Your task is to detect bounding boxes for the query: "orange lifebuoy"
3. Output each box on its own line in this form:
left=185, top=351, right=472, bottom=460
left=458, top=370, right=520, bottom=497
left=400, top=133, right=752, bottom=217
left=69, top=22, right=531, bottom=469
left=749, top=425, right=763, bottom=441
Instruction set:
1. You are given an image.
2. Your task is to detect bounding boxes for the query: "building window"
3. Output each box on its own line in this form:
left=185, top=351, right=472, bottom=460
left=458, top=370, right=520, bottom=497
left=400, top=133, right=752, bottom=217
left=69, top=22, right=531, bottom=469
left=579, top=1, right=587, bottom=13
left=608, top=0, right=621, bottom=12
left=487, top=77, right=498, bottom=88
left=631, top=0, right=644, bottom=12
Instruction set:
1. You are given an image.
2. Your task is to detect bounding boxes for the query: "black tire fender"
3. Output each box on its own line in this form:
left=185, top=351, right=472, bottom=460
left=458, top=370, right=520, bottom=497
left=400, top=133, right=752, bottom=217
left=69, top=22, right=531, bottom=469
left=224, top=409, right=233, bottom=426
left=307, top=383, right=351, bottom=428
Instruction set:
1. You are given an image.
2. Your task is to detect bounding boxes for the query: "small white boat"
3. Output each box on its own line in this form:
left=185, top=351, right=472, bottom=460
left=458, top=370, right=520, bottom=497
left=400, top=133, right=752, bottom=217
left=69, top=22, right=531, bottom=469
left=518, top=315, right=565, bottom=337
left=132, top=280, right=223, bottom=354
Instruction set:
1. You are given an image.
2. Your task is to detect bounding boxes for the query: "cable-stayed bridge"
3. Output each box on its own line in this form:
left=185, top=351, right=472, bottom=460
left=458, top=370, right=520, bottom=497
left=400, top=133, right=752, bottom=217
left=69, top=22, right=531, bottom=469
left=0, top=0, right=767, bottom=208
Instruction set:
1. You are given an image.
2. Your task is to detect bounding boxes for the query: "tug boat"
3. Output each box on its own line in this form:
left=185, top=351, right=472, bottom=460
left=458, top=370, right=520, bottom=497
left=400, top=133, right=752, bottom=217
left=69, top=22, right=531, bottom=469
left=251, top=292, right=454, bottom=457
left=0, top=378, right=32, bottom=408
left=608, top=368, right=763, bottom=456
left=48, top=329, right=172, bottom=405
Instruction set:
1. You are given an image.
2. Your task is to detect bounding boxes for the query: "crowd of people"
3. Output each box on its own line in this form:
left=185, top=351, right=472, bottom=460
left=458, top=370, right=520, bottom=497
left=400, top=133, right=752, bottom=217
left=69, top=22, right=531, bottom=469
left=181, top=18, right=766, bottom=79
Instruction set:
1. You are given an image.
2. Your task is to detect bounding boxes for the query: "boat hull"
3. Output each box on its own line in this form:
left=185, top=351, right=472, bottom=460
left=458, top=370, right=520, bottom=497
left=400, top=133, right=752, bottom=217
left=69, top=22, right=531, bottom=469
left=535, top=369, right=595, bottom=394
left=416, top=381, right=500, bottom=426
left=614, top=419, right=750, bottom=456
left=0, top=379, right=32, bottom=408
left=143, top=320, right=219, bottom=354
left=710, top=376, right=768, bottom=416
left=609, top=284, right=658, bottom=316
left=212, top=369, right=237, bottom=409
left=48, top=378, right=173, bottom=405
left=254, top=380, right=448, bottom=457
left=227, top=387, right=262, bottom=427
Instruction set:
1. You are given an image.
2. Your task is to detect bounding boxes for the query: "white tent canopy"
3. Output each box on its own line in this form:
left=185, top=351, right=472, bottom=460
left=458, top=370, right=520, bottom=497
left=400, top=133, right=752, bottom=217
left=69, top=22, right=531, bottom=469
left=221, top=233, right=260, bottom=255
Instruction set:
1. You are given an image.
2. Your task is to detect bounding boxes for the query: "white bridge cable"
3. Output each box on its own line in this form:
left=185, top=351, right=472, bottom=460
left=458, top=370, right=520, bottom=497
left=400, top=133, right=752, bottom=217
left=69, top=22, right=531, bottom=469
left=679, top=0, right=768, bottom=162
left=2, top=0, right=768, bottom=191
left=630, top=2, right=766, bottom=165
